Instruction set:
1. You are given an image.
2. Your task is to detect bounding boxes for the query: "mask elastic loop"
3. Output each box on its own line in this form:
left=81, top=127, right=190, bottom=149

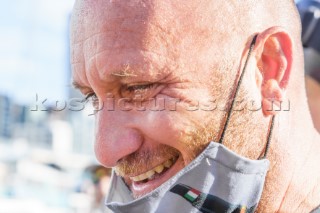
left=259, top=115, right=275, bottom=159
left=218, top=34, right=276, bottom=160
left=219, top=35, right=258, bottom=144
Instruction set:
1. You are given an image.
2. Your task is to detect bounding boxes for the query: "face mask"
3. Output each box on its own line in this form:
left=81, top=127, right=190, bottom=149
left=105, top=35, right=275, bottom=213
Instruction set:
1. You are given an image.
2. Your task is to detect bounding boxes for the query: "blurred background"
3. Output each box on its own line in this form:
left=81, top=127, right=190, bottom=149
left=0, top=0, right=112, bottom=212
left=0, top=0, right=319, bottom=213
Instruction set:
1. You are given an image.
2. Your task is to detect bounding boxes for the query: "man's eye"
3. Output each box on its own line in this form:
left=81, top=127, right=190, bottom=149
left=120, top=83, right=157, bottom=100
left=126, top=84, right=155, bottom=93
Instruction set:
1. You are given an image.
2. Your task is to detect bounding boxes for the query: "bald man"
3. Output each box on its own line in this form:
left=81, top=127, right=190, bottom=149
left=70, top=0, right=320, bottom=212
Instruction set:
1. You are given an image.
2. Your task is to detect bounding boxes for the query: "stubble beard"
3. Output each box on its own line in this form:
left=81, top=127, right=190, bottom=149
left=114, top=116, right=217, bottom=186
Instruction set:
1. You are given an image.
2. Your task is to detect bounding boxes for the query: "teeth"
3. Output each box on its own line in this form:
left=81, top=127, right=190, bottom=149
left=146, top=170, right=155, bottom=178
left=130, top=157, right=176, bottom=182
left=164, top=159, right=172, bottom=168
left=131, top=173, right=148, bottom=182
left=154, top=165, right=164, bottom=174
left=131, top=176, right=140, bottom=182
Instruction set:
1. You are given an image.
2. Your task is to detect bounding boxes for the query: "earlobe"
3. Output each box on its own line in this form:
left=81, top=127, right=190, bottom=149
left=261, top=79, right=284, bottom=116
left=254, top=27, right=293, bottom=117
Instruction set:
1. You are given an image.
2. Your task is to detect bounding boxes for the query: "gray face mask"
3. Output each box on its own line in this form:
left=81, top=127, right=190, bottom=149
left=105, top=35, right=275, bottom=213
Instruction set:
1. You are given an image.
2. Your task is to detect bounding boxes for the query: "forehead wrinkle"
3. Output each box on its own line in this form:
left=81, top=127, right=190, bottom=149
left=93, top=48, right=180, bottom=83
left=72, top=0, right=221, bottom=91
left=72, top=62, right=92, bottom=92
left=72, top=0, right=159, bottom=88
left=73, top=0, right=192, bottom=63
left=92, top=47, right=175, bottom=72
left=85, top=51, right=112, bottom=92
left=76, top=14, right=147, bottom=48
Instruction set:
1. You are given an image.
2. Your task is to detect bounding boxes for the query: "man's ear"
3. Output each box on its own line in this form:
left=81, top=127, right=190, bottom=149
left=254, top=27, right=293, bottom=117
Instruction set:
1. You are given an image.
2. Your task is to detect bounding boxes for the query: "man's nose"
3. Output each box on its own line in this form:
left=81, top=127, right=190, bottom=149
left=94, top=108, right=142, bottom=168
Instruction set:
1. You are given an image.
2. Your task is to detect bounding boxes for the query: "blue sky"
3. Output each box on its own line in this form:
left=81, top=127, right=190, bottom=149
left=0, top=0, right=75, bottom=104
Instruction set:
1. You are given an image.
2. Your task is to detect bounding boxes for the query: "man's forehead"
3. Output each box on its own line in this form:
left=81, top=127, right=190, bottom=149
left=70, top=0, right=229, bottom=63
left=71, top=49, right=177, bottom=88
left=70, top=0, right=245, bottom=89
left=72, top=0, right=156, bottom=44
left=71, top=0, right=221, bottom=44
left=71, top=0, right=165, bottom=65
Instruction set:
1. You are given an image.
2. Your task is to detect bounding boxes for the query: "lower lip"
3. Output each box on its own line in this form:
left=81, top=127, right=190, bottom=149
left=130, top=156, right=183, bottom=197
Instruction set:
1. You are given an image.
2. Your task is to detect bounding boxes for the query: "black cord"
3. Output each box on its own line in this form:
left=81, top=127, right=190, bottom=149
left=219, top=35, right=258, bottom=144
left=260, top=115, right=275, bottom=159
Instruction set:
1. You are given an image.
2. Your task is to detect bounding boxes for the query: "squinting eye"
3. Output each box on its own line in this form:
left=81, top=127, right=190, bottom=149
left=120, top=83, right=156, bottom=100
left=126, top=84, right=155, bottom=93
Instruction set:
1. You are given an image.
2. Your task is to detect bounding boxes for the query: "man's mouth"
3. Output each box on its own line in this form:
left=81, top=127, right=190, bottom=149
left=129, top=156, right=178, bottom=183
left=123, top=155, right=183, bottom=197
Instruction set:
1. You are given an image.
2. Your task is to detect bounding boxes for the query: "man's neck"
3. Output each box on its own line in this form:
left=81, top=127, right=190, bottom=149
left=277, top=131, right=320, bottom=212
left=258, top=114, right=320, bottom=212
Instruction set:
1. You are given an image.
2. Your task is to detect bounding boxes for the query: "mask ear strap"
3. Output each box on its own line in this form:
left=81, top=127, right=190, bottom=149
left=219, top=35, right=258, bottom=144
left=259, top=115, right=275, bottom=159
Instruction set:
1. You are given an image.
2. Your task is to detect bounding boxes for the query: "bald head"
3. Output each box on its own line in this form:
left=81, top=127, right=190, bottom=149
left=71, top=0, right=300, bottom=40
left=71, top=0, right=303, bottom=87
left=71, top=0, right=306, bottom=119
left=70, top=1, right=320, bottom=211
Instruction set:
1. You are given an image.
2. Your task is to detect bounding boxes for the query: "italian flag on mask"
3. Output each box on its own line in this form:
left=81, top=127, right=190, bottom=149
left=184, top=188, right=201, bottom=202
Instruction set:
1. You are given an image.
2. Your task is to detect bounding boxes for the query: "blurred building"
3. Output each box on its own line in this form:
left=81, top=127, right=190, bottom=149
left=0, top=1, right=101, bottom=212
left=0, top=94, right=30, bottom=140
left=0, top=95, right=11, bottom=138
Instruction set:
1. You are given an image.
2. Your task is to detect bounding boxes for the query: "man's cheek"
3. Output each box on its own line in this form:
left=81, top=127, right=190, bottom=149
left=137, top=110, right=197, bottom=148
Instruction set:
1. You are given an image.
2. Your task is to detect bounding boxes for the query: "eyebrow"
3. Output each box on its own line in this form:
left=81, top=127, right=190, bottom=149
left=71, top=67, right=141, bottom=91
left=111, top=72, right=137, bottom=77
left=111, top=67, right=138, bottom=78
left=72, top=81, right=90, bottom=91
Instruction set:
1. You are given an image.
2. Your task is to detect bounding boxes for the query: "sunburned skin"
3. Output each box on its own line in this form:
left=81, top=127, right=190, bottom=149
left=70, top=0, right=320, bottom=212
